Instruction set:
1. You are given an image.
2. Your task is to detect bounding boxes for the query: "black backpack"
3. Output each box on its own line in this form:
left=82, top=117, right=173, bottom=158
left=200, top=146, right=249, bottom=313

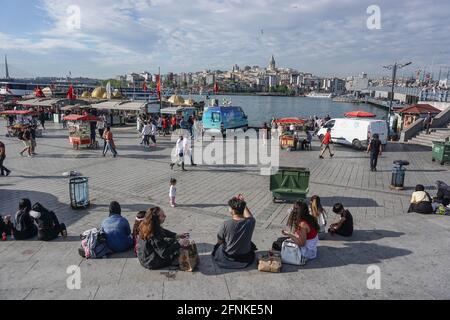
left=18, top=131, right=24, bottom=140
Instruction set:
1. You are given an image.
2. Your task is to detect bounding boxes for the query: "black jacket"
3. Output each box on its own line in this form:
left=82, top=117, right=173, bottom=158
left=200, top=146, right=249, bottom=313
left=137, top=228, right=180, bottom=270
left=14, top=209, right=37, bottom=240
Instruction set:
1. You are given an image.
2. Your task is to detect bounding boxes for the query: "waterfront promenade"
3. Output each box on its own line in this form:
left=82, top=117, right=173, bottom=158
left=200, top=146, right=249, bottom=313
left=1, top=121, right=450, bottom=300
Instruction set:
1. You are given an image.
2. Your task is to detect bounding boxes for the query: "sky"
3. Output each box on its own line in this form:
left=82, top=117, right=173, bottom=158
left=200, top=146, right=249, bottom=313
left=0, top=0, right=449, bottom=79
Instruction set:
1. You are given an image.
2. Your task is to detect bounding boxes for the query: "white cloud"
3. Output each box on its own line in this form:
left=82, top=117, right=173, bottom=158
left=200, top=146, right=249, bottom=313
left=1, top=0, right=449, bottom=77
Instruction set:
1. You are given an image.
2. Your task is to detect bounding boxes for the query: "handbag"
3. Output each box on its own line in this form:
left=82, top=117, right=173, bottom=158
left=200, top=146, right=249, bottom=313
left=281, top=239, right=303, bottom=266
left=179, top=241, right=199, bottom=272
left=258, top=254, right=282, bottom=273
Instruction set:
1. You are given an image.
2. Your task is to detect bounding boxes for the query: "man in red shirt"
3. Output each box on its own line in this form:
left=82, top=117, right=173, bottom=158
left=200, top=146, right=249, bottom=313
left=319, top=128, right=334, bottom=159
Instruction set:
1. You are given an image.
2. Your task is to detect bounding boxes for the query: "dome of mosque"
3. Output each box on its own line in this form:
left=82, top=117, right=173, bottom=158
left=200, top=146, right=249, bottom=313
left=91, top=87, right=106, bottom=99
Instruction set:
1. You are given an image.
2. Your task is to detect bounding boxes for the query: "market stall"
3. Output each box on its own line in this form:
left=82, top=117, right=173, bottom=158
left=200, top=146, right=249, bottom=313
left=0, top=110, right=41, bottom=137
left=274, top=118, right=306, bottom=151
left=63, top=114, right=98, bottom=150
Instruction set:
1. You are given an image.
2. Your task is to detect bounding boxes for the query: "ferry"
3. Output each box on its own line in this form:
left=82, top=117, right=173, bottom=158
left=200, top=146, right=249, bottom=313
left=306, top=92, right=334, bottom=99
left=0, top=81, right=96, bottom=97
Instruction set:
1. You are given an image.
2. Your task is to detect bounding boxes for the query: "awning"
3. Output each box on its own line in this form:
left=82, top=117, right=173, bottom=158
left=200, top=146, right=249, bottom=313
left=345, top=111, right=377, bottom=118
left=90, top=101, right=148, bottom=111
left=16, top=98, right=56, bottom=107
left=60, top=104, right=90, bottom=111
left=64, top=114, right=98, bottom=122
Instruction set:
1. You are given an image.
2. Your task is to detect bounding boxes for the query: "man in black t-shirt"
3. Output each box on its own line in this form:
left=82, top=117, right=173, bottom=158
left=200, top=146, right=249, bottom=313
left=329, top=203, right=353, bottom=237
left=367, top=133, right=382, bottom=172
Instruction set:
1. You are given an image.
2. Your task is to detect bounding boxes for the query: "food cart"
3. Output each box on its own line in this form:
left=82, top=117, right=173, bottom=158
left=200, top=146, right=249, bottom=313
left=0, top=110, right=41, bottom=137
left=274, top=118, right=306, bottom=151
left=63, top=114, right=98, bottom=150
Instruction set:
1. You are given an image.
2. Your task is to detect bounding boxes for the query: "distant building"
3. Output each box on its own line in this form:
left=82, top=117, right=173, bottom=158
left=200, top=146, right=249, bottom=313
left=346, top=72, right=369, bottom=92
left=268, top=75, right=278, bottom=88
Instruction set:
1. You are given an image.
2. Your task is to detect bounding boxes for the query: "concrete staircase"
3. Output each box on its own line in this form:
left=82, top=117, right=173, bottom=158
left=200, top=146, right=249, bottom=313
left=408, top=123, right=450, bottom=147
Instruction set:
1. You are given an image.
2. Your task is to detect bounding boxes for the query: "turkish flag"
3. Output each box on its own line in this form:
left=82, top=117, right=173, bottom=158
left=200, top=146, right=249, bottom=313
left=156, top=75, right=161, bottom=100
left=214, top=82, right=219, bottom=94
left=67, top=85, right=75, bottom=100
left=143, top=82, right=148, bottom=92
left=35, top=86, right=44, bottom=98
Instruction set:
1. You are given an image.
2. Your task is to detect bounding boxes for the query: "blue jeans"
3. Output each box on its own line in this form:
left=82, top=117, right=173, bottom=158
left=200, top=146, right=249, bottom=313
left=103, top=141, right=117, bottom=157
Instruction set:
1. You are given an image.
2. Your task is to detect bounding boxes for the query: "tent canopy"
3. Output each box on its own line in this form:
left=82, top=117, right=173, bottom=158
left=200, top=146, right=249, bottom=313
left=64, top=114, right=98, bottom=122
left=345, top=111, right=377, bottom=118
left=0, top=110, right=38, bottom=116
left=275, top=118, right=306, bottom=125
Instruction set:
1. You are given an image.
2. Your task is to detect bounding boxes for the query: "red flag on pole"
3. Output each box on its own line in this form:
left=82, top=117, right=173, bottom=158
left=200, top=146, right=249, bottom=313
left=35, top=86, right=44, bottom=98
left=156, top=75, right=161, bottom=100
left=67, top=85, right=75, bottom=100
left=143, top=82, right=148, bottom=92
left=214, top=82, right=219, bottom=94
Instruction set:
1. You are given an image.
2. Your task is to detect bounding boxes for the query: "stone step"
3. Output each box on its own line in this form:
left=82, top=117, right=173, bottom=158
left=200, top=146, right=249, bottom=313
left=408, top=138, right=433, bottom=147
left=415, top=133, right=450, bottom=141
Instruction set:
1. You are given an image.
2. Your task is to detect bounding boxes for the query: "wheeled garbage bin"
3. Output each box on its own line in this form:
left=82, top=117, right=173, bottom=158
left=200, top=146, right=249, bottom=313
left=390, top=160, right=410, bottom=190
left=270, top=167, right=310, bottom=203
left=69, top=177, right=90, bottom=209
left=432, top=141, right=450, bottom=165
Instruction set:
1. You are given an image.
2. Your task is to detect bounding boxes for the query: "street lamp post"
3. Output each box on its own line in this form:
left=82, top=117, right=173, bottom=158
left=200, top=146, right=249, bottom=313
left=383, top=61, right=412, bottom=136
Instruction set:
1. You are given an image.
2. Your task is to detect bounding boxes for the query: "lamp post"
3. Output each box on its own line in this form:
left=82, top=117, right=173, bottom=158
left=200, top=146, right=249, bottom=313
left=383, top=61, right=412, bottom=135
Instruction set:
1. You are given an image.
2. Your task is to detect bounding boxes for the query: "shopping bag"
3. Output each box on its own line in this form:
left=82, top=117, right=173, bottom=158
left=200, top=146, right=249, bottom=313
left=258, top=254, right=282, bottom=273
left=281, top=240, right=303, bottom=266
left=179, top=241, right=200, bottom=272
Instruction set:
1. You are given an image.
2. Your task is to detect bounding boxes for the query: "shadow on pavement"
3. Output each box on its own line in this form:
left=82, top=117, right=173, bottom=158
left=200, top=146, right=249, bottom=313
left=321, top=229, right=405, bottom=242
left=320, top=196, right=380, bottom=207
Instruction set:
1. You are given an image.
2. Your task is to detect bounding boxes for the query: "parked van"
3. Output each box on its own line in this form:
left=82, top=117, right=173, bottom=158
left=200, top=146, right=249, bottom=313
left=202, top=106, right=249, bottom=134
left=317, top=118, right=388, bottom=149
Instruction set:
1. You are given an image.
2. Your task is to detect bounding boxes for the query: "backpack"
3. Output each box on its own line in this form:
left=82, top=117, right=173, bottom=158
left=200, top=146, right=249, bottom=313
left=79, top=228, right=111, bottom=259
left=18, top=131, right=24, bottom=141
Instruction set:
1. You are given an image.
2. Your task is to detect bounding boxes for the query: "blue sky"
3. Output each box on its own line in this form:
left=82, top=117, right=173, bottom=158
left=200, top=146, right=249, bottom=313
left=1, top=0, right=449, bottom=79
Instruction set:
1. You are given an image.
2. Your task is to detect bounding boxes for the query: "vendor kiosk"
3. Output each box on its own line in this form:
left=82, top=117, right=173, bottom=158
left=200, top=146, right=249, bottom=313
left=64, top=114, right=98, bottom=150
left=0, top=110, right=41, bottom=137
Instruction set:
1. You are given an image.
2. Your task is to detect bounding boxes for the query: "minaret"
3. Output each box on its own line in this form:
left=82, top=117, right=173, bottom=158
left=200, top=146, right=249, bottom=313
left=5, top=55, right=10, bottom=79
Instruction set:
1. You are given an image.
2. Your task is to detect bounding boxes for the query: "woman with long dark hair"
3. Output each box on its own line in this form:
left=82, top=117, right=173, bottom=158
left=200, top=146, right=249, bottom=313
left=137, top=207, right=189, bottom=270
left=282, top=201, right=320, bottom=264
left=310, top=195, right=327, bottom=235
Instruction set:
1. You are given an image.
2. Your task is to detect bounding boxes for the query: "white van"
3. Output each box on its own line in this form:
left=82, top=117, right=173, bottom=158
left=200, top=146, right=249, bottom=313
left=317, top=118, right=388, bottom=149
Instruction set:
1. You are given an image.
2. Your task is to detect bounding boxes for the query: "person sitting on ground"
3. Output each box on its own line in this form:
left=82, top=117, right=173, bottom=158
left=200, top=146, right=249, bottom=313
left=310, top=195, right=327, bottom=235
left=137, top=207, right=190, bottom=270
left=408, top=184, right=434, bottom=214
left=282, top=201, right=320, bottom=265
left=29, top=203, right=67, bottom=241
left=1, top=215, right=13, bottom=237
left=100, top=202, right=133, bottom=253
left=132, top=211, right=146, bottom=256
left=212, top=195, right=257, bottom=269
left=13, top=199, right=38, bottom=240
left=328, top=203, right=353, bottom=237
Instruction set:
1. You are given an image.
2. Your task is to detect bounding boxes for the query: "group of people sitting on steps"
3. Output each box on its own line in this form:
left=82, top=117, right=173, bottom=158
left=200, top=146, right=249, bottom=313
left=408, top=182, right=450, bottom=215
left=1, top=195, right=354, bottom=269
left=74, top=195, right=353, bottom=269
left=0, top=199, right=67, bottom=241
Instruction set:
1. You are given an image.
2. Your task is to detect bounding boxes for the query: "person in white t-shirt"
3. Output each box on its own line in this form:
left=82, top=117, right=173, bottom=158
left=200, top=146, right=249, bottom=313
left=169, top=178, right=177, bottom=208
left=141, top=122, right=151, bottom=146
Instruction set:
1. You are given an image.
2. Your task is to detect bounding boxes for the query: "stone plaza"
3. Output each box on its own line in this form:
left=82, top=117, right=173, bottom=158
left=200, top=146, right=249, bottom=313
left=1, top=121, right=450, bottom=300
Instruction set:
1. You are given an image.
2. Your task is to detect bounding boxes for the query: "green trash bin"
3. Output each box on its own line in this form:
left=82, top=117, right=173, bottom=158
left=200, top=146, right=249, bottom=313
left=270, top=167, right=310, bottom=203
left=432, top=141, right=450, bottom=165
